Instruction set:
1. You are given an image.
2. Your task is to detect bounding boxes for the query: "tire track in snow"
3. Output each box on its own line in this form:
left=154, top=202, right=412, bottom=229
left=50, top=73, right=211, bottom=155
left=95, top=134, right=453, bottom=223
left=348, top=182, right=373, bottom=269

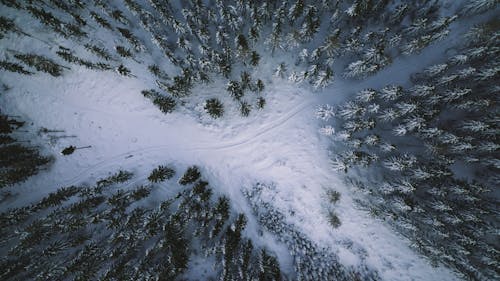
left=190, top=100, right=315, bottom=151
left=59, top=100, right=315, bottom=187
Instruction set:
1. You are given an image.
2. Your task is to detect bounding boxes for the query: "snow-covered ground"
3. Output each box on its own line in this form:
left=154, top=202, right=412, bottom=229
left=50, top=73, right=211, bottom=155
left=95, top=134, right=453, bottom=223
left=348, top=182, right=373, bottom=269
left=5, top=0, right=493, bottom=277
left=1, top=59, right=459, bottom=279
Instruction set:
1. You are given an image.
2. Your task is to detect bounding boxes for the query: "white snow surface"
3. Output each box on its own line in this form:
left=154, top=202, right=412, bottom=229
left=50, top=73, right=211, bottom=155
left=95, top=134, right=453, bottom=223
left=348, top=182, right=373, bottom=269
left=0, top=3, right=480, bottom=277
left=1, top=65, right=459, bottom=280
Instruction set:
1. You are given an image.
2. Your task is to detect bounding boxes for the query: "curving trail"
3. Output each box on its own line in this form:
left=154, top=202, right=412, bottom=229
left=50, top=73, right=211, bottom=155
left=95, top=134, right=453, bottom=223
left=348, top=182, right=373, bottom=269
left=59, top=99, right=315, bottom=187
left=0, top=66, right=458, bottom=281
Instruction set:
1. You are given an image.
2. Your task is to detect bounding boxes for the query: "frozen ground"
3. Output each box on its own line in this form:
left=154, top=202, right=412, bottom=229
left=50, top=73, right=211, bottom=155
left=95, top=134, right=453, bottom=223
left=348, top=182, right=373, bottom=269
left=2, top=1, right=488, bottom=278
left=1, top=62, right=458, bottom=280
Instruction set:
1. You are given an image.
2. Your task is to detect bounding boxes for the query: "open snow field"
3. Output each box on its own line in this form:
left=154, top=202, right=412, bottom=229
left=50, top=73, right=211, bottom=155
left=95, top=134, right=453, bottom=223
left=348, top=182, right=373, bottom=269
left=1, top=65, right=458, bottom=280
left=2, top=0, right=497, bottom=279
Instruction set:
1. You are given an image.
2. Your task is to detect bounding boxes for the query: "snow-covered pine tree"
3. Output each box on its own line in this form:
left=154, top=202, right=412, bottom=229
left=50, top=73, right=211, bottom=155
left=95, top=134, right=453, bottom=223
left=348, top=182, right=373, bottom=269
left=204, top=98, right=224, bottom=118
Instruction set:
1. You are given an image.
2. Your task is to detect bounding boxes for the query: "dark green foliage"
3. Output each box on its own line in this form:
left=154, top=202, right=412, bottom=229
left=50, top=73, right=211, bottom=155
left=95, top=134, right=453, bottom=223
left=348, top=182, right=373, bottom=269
left=111, top=10, right=129, bottom=25
left=36, top=186, right=80, bottom=210
left=117, top=64, right=131, bottom=76
left=240, top=71, right=251, bottom=91
left=148, top=64, right=169, bottom=80
left=326, top=190, right=341, bottom=204
left=0, top=0, right=21, bottom=8
left=245, top=183, right=377, bottom=280
left=130, top=185, right=151, bottom=201
left=0, top=60, right=33, bottom=75
left=227, top=80, right=243, bottom=100
left=0, top=134, right=15, bottom=145
left=325, top=20, right=499, bottom=279
left=250, top=51, right=260, bottom=66
left=211, top=196, right=230, bottom=237
left=117, top=27, right=142, bottom=50
left=26, top=6, right=63, bottom=31
left=153, top=95, right=176, bottom=113
left=257, top=97, right=266, bottom=109
left=0, top=16, right=15, bottom=39
left=256, top=79, right=265, bottom=93
left=259, top=249, right=282, bottom=281
left=63, top=23, right=87, bottom=38
left=166, top=69, right=193, bottom=97
left=90, top=11, right=112, bottom=30
left=240, top=101, right=251, bottom=117
left=204, top=98, right=224, bottom=118
left=56, top=47, right=79, bottom=64
left=61, top=145, right=76, bottom=155
left=56, top=47, right=111, bottom=70
left=236, top=34, right=249, bottom=51
left=163, top=221, right=189, bottom=271
left=84, top=44, right=113, bottom=61
left=26, top=6, right=86, bottom=38
left=327, top=211, right=341, bottom=228
left=96, top=170, right=133, bottom=188
left=178, top=166, right=201, bottom=185
left=141, top=89, right=159, bottom=99
left=0, top=115, right=24, bottom=134
left=0, top=113, right=52, bottom=188
left=0, top=167, right=285, bottom=280
left=148, top=165, right=175, bottom=183
left=141, top=89, right=176, bottom=114
left=13, top=53, right=64, bottom=76
left=0, top=146, right=52, bottom=188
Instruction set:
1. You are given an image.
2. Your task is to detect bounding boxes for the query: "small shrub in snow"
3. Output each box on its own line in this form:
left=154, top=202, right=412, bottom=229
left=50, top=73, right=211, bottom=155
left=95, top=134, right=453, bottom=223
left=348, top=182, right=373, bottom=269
left=255, top=79, right=265, bottom=93
left=240, top=101, right=251, bottom=117
left=327, top=211, right=341, bottom=228
left=117, top=64, right=131, bottom=76
left=326, top=190, right=341, bottom=204
left=250, top=50, right=260, bottom=66
left=204, top=98, right=224, bottom=118
left=178, top=166, right=201, bottom=185
left=148, top=64, right=169, bottom=80
left=142, top=89, right=176, bottom=113
left=96, top=170, right=133, bottom=188
left=226, top=80, right=243, bottom=100
left=152, top=95, right=176, bottom=113
left=257, top=97, right=266, bottom=109
left=148, top=165, right=175, bottom=183
left=116, top=45, right=133, bottom=58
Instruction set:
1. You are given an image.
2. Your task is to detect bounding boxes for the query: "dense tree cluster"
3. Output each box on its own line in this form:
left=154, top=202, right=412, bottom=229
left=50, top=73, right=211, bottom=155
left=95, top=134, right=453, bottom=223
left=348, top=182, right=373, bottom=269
left=0, top=111, right=53, bottom=189
left=0, top=0, right=498, bottom=279
left=245, top=183, right=379, bottom=281
left=0, top=168, right=285, bottom=280
left=2, top=0, right=478, bottom=117
left=321, top=20, right=499, bottom=280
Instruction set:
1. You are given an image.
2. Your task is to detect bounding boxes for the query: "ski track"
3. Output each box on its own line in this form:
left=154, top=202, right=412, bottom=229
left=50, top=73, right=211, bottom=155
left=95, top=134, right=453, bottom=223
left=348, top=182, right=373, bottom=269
left=0, top=69, right=460, bottom=280
left=57, top=99, right=315, bottom=187
left=0, top=9, right=470, bottom=279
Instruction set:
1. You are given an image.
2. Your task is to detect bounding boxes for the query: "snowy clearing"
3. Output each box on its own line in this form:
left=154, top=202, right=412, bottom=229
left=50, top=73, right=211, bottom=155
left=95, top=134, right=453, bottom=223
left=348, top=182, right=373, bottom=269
left=1, top=65, right=457, bottom=280
left=2, top=0, right=497, bottom=280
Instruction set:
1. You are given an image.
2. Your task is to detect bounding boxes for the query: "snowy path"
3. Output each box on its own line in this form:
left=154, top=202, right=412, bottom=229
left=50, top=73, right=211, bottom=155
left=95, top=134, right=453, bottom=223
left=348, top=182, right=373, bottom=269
left=0, top=65, right=458, bottom=280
